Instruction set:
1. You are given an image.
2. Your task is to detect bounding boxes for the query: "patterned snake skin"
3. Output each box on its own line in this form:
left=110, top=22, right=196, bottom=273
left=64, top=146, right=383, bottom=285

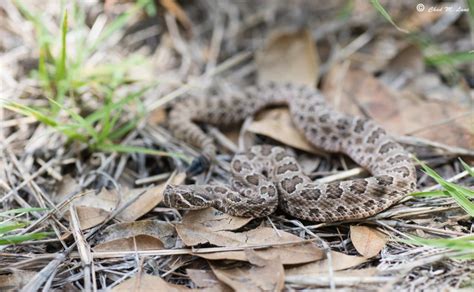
left=163, top=82, right=417, bottom=222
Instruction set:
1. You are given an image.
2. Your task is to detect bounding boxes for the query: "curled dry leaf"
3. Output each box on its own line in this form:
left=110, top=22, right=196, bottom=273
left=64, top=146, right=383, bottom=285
left=116, top=172, right=186, bottom=222
left=112, top=273, right=191, bottom=292
left=94, top=220, right=176, bottom=252
left=285, top=251, right=368, bottom=276
left=197, top=242, right=324, bottom=265
left=177, top=222, right=302, bottom=247
left=65, top=188, right=119, bottom=230
left=322, top=66, right=473, bottom=149
left=350, top=225, right=388, bottom=258
left=181, top=208, right=253, bottom=232
left=247, top=108, right=325, bottom=155
left=256, top=30, right=319, bottom=86
left=211, top=251, right=285, bottom=292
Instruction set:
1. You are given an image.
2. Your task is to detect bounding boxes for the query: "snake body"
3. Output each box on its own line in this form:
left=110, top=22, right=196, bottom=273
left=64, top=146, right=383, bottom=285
left=163, top=83, right=417, bottom=222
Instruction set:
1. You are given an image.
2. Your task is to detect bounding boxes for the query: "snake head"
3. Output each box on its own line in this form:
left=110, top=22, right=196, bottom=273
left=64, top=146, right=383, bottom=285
left=186, top=155, right=211, bottom=177
left=163, top=185, right=213, bottom=210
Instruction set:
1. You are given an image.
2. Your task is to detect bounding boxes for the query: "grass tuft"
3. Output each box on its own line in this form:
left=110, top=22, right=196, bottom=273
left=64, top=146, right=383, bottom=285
left=3, top=2, right=183, bottom=159
left=405, top=235, right=474, bottom=259
left=411, top=158, right=474, bottom=217
left=0, top=208, right=51, bottom=245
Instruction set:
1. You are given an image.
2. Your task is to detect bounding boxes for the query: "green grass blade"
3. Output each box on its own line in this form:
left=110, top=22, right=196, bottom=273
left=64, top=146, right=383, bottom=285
left=467, top=0, right=474, bottom=21
left=46, top=97, right=99, bottom=142
left=0, top=208, right=48, bottom=217
left=425, top=51, right=474, bottom=66
left=85, top=87, right=149, bottom=124
left=107, top=119, right=138, bottom=141
left=459, top=158, right=474, bottom=178
left=1, top=101, right=58, bottom=127
left=416, top=158, right=474, bottom=216
left=405, top=235, right=474, bottom=258
left=0, top=232, right=52, bottom=245
left=369, top=0, right=409, bottom=33
left=56, top=11, right=68, bottom=84
left=410, top=190, right=450, bottom=197
left=0, top=222, right=27, bottom=234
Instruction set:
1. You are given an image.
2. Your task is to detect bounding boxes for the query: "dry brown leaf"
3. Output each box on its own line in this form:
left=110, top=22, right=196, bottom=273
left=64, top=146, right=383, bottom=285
left=65, top=188, right=119, bottom=230
left=211, top=251, right=285, bottom=292
left=94, top=235, right=164, bottom=252
left=247, top=108, right=325, bottom=155
left=112, top=273, right=191, bottom=292
left=72, top=206, right=111, bottom=230
left=54, top=174, right=80, bottom=203
left=285, top=251, right=368, bottom=276
left=181, top=208, right=253, bottom=232
left=116, top=172, right=186, bottom=222
left=187, top=269, right=232, bottom=291
left=256, top=30, right=319, bottom=86
left=322, top=66, right=473, bottom=149
left=94, top=220, right=176, bottom=252
left=147, top=108, right=167, bottom=125
left=196, top=242, right=324, bottom=265
left=350, top=225, right=388, bottom=258
left=176, top=223, right=302, bottom=247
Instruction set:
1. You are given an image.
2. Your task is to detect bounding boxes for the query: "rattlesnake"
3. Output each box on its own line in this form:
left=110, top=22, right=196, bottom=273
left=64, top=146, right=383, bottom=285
left=163, top=82, right=417, bottom=222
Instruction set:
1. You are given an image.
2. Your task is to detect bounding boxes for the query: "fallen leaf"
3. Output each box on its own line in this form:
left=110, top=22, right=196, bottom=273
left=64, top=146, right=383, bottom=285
left=116, top=172, right=186, bottom=222
left=181, top=208, right=253, bottom=232
left=247, top=108, right=325, bottom=155
left=196, top=242, right=324, bottom=265
left=350, top=225, right=388, bottom=258
left=65, top=188, right=119, bottom=230
left=147, top=108, right=167, bottom=125
left=256, top=30, right=319, bottom=86
left=112, top=273, right=191, bottom=292
left=322, top=66, right=473, bottom=149
left=177, top=223, right=302, bottom=247
left=54, top=174, right=80, bottom=203
left=94, top=220, right=177, bottom=251
left=72, top=206, right=111, bottom=230
left=95, top=235, right=164, bottom=252
left=285, top=251, right=368, bottom=276
left=211, top=251, right=284, bottom=292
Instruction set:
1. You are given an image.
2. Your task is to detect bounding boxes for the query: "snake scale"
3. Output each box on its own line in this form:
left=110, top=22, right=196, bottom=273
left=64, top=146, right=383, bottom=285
left=163, top=82, right=417, bottom=222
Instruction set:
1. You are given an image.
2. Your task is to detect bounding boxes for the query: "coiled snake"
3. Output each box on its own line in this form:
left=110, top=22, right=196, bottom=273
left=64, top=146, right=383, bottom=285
left=163, top=83, right=416, bottom=222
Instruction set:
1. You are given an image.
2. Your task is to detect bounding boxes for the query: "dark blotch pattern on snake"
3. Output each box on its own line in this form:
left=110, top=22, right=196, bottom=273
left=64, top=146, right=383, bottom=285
left=163, top=83, right=417, bottom=222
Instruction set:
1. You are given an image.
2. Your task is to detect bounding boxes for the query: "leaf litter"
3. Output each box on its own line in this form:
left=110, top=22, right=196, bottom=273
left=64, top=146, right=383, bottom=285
left=0, top=0, right=473, bottom=291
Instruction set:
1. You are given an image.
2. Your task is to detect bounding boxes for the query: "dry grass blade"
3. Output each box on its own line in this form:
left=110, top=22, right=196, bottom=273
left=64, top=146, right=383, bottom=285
left=1, top=0, right=472, bottom=291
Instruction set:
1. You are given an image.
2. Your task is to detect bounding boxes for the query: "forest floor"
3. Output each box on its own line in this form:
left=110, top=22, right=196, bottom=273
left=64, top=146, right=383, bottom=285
left=0, top=0, right=473, bottom=291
